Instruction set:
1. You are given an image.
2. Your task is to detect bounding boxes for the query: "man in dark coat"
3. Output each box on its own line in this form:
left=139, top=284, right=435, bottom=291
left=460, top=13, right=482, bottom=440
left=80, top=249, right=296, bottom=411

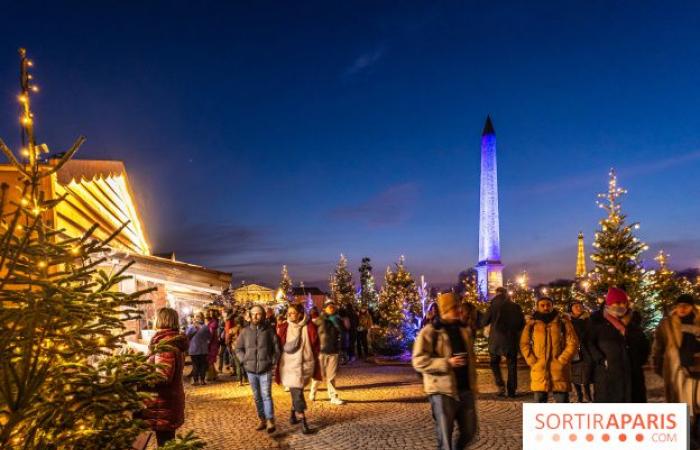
left=479, top=287, right=524, bottom=397
left=235, top=304, right=281, bottom=433
left=586, top=287, right=650, bottom=403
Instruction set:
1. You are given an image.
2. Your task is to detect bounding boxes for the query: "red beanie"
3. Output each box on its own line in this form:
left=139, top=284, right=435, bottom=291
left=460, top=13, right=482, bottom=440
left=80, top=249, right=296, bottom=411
left=606, top=287, right=628, bottom=306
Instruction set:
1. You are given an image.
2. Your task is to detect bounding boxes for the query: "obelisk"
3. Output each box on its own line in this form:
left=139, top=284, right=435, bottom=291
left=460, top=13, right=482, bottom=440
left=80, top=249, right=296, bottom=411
left=476, top=115, right=504, bottom=299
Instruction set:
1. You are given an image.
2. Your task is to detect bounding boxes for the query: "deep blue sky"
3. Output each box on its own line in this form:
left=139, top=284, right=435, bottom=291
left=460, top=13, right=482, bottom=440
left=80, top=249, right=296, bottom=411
left=2, top=1, right=699, bottom=288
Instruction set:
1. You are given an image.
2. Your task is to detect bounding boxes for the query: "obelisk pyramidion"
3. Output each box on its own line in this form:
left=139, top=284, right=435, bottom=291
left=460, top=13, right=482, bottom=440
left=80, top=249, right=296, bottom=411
left=475, top=115, right=504, bottom=299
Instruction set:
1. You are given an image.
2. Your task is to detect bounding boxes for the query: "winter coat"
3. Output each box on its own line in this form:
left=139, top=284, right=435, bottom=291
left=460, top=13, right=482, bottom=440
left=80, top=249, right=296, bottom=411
left=570, top=313, right=593, bottom=385
left=315, top=314, right=342, bottom=354
left=234, top=322, right=281, bottom=374
left=275, top=317, right=322, bottom=387
left=652, top=310, right=700, bottom=415
left=143, top=329, right=187, bottom=432
left=412, top=320, right=479, bottom=399
left=520, top=312, right=578, bottom=393
left=207, top=318, right=220, bottom=365
left=586, top=309, right=650, bottom=402
left=187, top=324, right=211, bottom=356
left=479, top=294, right=525, bottom=356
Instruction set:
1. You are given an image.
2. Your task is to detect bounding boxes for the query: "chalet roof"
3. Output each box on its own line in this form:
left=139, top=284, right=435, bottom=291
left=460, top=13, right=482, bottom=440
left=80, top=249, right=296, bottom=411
left=55, top=159, right=128, bottom=185
left=291, top=286, right=325, bottom=296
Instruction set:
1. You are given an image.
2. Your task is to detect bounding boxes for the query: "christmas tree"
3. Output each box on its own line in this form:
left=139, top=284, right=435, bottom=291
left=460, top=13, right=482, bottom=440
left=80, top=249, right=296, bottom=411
left=644, top=251, right=700, bottom=325
left=0, top=49, right=201, bottom=449
left=508, top=272, right=536, bottom=316
left=277, top=264, right=292, bottom=302
left=376, top=256, right=420, bottom=354
left=590, top=170, right=652, bottom=329
left=331, top=254, right=355, bottom=307
left=358, top=257, right=379, bottom=310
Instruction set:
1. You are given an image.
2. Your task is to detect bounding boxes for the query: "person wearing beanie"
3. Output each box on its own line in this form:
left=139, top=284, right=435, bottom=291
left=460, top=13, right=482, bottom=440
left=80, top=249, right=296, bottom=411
left=413, top=292, right=478, bottom=450
left=585, top=287, right=650, bottom=402
left=478, top=287, right=524, bottom=397
left=652, top=293, right=700, bottom=445
left=520, top=297, right=578, bottom=403
left=309, top=301, right=345, bottom=405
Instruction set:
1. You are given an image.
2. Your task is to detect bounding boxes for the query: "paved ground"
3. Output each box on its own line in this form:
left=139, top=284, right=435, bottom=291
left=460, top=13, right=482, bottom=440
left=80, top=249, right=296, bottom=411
left=176, top=362, right=664, bottom=450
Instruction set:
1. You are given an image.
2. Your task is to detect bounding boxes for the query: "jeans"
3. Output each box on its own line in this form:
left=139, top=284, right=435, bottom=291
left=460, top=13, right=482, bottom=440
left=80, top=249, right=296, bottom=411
left=429, top=391, right=477, bottom=450
left=533, top=391, right=569, bottom=403
left=489, top=353, right=518, bottom=395
left=218, top=344, right=231, bottom=372
left=190, top=354, right=208, bottom=383
left=290, top=387, right=307, bottom=412
left=248, top=371, right=274, bottom=420
left=232, top=353, right=247, bottom=382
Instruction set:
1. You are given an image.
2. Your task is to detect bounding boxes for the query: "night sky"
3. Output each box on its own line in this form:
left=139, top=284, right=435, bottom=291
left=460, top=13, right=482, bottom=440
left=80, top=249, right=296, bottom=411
left=2, top=1, right=699, bottom=288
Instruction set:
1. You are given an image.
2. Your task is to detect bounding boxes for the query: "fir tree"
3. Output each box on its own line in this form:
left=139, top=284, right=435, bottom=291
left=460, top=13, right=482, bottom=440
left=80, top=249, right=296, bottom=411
left=331, top=254, right=355, bottom=307
left=0, top=49, right=201, bottom=450
left=590, top=170, right=656, bottom=332
left=358, top=257, right=378, bottom=310
left=508, top=272, right=536, bottom=316
left=277, top=265, right=292, bottom=302
left=377, top=256, right=420, bottom=353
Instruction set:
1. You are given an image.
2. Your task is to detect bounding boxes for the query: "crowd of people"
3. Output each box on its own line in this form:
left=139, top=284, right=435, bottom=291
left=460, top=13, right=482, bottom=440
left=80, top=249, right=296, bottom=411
left=413, top=286, right=700, bottom=450
left=138, top=299, right=362, bottom=446
left=135, top=286, right=700, bottom=449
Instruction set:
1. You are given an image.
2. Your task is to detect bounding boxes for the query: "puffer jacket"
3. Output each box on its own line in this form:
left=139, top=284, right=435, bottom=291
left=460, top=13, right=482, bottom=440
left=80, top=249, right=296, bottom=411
left=187, top=323, right=211, bottom=356
left=315, top=314, right=342, bottom=354
left=143, top=329, right=188, bottom=431
left=652, top=309, right=700, bottom=415
left=520, top=311, right=578, bottom=393
left=234, top=322, right=281, bottom=374
left=412, top=319, right=478, bottom=399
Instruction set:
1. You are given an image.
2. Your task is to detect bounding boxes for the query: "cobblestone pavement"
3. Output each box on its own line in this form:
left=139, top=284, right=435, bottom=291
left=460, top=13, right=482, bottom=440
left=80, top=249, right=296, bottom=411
left=177, top=362, right=664, bottom=450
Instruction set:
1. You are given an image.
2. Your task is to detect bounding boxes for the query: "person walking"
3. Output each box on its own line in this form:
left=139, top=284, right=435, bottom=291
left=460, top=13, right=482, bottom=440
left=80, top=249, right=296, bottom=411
left=357, top=305, right=373, bottom=360
left=520, top=297, right=578, bottom=403
left=569, top=301, right=593, bottom=402
left=142, top=308, right=188, bottom=447
left=275, top=303, right=321, bottom=434
left=186, top=313, right=211, bottom=386
left=652, top=294, right=700, bottom=445
left=413, top=292, right=478, bottom=450
left=228, top=316, right=247, bottom=385
left=206, top=310, right=220, bottom=382
left=235, top=304, right=281, bottom=433
left=479, top=287, right=524, bottom=397
left=310, top=301, right=345, bottom=405
left=586, top=287, right=650, bottom=402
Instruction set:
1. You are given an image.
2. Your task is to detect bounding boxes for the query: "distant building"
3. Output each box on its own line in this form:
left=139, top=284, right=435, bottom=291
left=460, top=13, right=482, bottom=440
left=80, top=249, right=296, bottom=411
left=291, top=286, right=327, bottom=310
left=233, top=283, right=276, bottom=304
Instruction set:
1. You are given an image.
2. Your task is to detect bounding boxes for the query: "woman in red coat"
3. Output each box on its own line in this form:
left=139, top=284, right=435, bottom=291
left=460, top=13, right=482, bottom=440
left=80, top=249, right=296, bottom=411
left=144, top=307, right=188, bottom=446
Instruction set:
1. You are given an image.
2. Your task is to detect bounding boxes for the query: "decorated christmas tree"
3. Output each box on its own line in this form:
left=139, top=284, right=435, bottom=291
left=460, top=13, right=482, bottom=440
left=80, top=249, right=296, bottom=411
left=358, top=257, right=379, bottom=310
left=590, top=169, right=653, bottom=330
left=376, top=256, right=420, bottom=354
left=644, top=251, right=700, bottom=324
left=0, top=49, right=201, bottom=449
left=508, top=272, right=536, bottom=316
left=277, top=264, right=293, bottom=302
left=331, top=254, right=355, bottom=307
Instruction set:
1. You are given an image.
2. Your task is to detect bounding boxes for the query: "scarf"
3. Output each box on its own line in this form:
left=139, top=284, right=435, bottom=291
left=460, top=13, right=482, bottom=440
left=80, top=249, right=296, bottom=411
left=603, top=309, right=628, bottom=336
left=284, top=316, right=308, bottom=354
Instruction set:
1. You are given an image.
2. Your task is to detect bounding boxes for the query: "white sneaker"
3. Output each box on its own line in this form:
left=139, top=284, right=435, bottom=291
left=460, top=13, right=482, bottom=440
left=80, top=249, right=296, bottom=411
left=330, top=397, right=345, bottom=405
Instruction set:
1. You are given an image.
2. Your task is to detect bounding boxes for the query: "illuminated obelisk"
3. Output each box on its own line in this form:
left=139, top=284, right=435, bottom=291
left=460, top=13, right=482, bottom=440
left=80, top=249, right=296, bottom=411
left=476, top=115, right=504, bottom=299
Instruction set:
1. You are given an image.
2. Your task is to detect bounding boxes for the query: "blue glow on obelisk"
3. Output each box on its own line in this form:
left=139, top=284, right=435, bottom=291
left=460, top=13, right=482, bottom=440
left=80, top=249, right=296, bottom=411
left=476, top=115, right=503, bottom=299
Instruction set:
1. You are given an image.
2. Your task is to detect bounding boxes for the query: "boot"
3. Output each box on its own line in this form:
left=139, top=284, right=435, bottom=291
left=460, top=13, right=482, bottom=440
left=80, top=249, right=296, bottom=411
left=290, top=410, right=300, bottom=425
left=301, top=417, right=312, bottom=434
left=266, top=418, right=276, bottom=434
left=255, top=419, right=266, bottom=431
